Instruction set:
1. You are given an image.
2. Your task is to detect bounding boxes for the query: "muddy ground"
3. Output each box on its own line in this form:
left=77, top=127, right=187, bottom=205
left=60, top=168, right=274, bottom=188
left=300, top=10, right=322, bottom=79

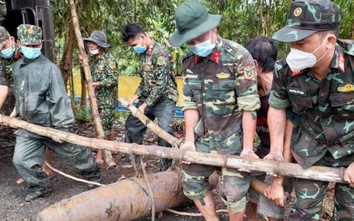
left=0, top=118, right=334, bottom=221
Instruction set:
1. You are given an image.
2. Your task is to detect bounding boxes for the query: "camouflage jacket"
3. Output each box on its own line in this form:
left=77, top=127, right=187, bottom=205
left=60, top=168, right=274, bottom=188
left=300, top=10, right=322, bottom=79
left=0, top=46, right=21, bottom=86
left=182, top=35, right=260, bottom=154
left=135, top=40, right=178, bottom=107
left=269, top=40, right=354, bottom=167
left=13, top=55, right=75, bottom=131
left=89, top=52, right=118, bottom=110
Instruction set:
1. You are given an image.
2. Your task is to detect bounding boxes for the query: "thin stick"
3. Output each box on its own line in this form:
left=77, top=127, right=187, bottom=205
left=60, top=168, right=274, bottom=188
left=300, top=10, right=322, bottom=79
left=165, top=209, right=228, bottom=217
left=44, top=161, right=104, bottom=187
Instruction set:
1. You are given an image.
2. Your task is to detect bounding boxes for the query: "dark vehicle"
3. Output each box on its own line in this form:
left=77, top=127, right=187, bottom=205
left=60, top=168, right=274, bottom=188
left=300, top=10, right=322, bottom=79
left=1, top=0, right=55, bottom=62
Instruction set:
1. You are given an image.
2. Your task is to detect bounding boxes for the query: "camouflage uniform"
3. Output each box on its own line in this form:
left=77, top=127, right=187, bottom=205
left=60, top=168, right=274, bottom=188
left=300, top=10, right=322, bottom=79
left=181, top=35, right=260, bottom=212
left=12, top=25, right=100, bottom=201
left=88, top=52, right=118, bottom=135
left=270, top=1, right=354, bottom=218
left=125, top=40, right=178, bottom=171
left=0, top=26, right=20, bottom=115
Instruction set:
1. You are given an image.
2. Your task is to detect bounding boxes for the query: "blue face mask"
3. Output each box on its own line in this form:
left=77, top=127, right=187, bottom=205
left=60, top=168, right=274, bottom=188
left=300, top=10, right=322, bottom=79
left=21, top=46, right=42, bottom=59
left=0, top=46, right=15, bottom=59
left=188, top=39, right=216, bottom=57
left=133, top=38, right=147, bottom=54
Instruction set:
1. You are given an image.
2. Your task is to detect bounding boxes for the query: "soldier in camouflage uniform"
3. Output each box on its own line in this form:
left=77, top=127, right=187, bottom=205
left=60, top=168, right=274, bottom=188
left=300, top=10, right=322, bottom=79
left=268, top=0, right=354, bottom=220
left=12, top=24, right=100, bottom=202
left=83, top=31, right=118, bottom=164
left=0, top=26, right=20, bottom=111
left=121, top=23, right=178, bottom=171
left=169, top=1, right=260, bottom=220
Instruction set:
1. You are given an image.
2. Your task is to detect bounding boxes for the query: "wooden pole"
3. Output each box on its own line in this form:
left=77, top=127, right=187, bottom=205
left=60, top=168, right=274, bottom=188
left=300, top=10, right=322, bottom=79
left=0, top=114, right=347, bottom=184
left=119, top=97, right=182, bottom=147
left=68, top=0, right=115, bottom=167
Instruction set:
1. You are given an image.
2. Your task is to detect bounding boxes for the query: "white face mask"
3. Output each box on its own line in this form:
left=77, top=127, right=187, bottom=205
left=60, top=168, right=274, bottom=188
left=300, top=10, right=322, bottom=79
left=286, top=37, right=328, bottom=72
left=89, top=49, right=100, bottom=55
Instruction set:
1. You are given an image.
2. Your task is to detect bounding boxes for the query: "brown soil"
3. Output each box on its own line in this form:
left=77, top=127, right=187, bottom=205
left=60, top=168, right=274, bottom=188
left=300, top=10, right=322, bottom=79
left=0, top=118, right=334, bottom=221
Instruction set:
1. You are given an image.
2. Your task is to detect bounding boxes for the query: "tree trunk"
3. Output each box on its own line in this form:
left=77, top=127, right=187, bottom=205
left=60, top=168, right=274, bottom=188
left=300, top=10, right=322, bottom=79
left=60, top=8, right=75, bottom=85
left=0, top=114, right=347, bottom=184
left=37, top=171, right=219, bottom=221
left=69, top=0, right=115, bottom=167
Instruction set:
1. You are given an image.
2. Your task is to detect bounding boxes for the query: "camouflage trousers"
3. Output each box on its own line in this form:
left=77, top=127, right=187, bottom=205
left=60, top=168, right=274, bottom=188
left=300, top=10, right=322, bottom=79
left=289, top=152, right=354, bottom=221
left=125, top=97, right=176, bottom=171
left=182, top=136, right=251, bottom=213
left=98, top=107, right=115, bottom=136
left=13, top=132, right=101, bottom=192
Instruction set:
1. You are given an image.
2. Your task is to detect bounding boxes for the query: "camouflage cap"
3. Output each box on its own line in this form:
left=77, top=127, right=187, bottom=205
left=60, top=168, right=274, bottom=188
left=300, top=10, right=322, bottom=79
left=0, top=26, right=10, bottom=48
left=83, top=31, right=110, bottom=48
left=272, top=0, right=341, bottom=43
left=17, top=24, right=42, bottom=45
left=169, top=1, right=222, bottom=47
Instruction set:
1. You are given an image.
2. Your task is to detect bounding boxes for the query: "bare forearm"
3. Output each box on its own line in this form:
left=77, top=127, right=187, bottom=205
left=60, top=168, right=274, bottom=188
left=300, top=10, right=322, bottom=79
left=0, top=85, right=9, bottom=110
left=268, top=107, right=286, bottom=153
left=184, top=109, right=199, bottom=142
left=242, top=111, right=257, bottom=151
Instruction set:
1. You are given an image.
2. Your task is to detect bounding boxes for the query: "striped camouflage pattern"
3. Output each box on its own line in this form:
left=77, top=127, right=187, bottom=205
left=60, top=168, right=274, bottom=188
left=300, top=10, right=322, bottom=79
left=269, top=39, right=354, bottom=168
left=272, top=0, right=341, bottom=42
left=181, top=35, right=259, bottom=208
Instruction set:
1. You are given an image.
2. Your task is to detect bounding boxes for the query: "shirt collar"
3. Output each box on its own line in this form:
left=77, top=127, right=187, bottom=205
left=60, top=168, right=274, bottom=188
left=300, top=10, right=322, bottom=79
left=194, top=35, right=222, bottom=64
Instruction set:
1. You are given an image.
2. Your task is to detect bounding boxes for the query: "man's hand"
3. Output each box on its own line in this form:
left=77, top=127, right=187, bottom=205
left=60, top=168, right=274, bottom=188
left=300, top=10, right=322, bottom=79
left=123, top=95, right=139, bottom=108
left=180, top=141, right=196, bottom=164
left=239, top=149, right=259, bottom=172
left=90, top=82, right=100, bottom=89
left=52, top=135, right=64, bottom=143
left=264, top=151, right=284, bottom=177
left=138, top=103, right=147, bottom=114
left=344, top=162, right=354, bottom=188
left=263, top=178, right=285, bottom=207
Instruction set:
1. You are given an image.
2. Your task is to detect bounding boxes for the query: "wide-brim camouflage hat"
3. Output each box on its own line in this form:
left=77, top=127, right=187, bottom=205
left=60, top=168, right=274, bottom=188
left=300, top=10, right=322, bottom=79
left=17, top=24, right=42, bottom=45
left=272, top=0, right=341, bottom=43
left=169, top=1, right=222, bottom=47
left=83, top=31, right=110, bottom=48
left=0, top=26, right=9, bottom=48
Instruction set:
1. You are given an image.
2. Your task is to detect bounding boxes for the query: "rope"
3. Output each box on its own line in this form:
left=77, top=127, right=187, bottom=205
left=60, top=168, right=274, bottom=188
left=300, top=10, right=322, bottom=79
left=140, top=157, right=155, bottom=221
left=44, top=161, right=104, bottom=187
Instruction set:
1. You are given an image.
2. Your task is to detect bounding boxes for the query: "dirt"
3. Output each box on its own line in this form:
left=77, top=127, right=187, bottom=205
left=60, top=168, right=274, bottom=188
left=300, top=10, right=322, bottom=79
left=0, top=118, right=334, bottom=221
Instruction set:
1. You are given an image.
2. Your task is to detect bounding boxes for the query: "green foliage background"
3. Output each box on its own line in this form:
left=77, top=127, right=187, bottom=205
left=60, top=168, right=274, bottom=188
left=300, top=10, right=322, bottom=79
left=52, top=0, right=354, bottom=76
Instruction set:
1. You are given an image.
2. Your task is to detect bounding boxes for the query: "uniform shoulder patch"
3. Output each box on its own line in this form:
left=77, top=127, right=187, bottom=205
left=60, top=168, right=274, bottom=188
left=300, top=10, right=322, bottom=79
left=108, top=60, right=117, bottom=69
left=243, top=66, right=255, bottom=80
left=157, top=56, right=166, bottom=66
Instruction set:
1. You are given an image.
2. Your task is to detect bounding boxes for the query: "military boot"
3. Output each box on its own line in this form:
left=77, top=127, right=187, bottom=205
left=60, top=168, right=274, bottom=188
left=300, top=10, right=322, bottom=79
left=25, top=186, right=53, bottom=202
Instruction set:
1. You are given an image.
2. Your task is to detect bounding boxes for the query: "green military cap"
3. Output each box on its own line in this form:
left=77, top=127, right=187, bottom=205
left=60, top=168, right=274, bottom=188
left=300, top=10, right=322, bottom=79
left=0, top=26, right=9, bottom=48
left=169, top=1, right=222, bottom=47
left=272, top=0, right=341, bottom=43
left=83, top=31, right=110, bottom=48
left=17, top=24, right=42, bottom=45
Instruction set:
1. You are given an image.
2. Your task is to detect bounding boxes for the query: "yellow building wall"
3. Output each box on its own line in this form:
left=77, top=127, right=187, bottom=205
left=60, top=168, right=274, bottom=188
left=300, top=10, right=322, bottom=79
left=69, top=71, right=183, bottom=105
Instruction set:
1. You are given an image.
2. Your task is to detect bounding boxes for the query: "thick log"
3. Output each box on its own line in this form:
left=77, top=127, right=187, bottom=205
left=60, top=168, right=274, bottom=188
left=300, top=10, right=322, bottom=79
left=37, top=171, right=186, bottom=221
left=37, top=171, right=219, bottom=221
left=0, top=114, right=347, bottom=184
left=69, top=0, right=115, bottom=167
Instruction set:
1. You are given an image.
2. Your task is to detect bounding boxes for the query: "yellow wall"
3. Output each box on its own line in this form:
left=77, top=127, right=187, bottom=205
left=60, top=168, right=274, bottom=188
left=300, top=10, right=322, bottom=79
left=69, top=72, right=183, bottom=105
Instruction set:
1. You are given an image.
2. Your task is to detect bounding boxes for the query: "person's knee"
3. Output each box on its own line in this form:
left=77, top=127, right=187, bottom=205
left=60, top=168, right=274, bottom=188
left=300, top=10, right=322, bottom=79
left=182, top=170, right=209, bottom=200
left=222, top=195, right=248, bottom=213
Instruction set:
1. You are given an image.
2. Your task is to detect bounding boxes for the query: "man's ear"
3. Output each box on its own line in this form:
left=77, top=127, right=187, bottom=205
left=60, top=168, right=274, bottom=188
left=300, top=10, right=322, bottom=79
left=326, top=34, right=337, bottom=50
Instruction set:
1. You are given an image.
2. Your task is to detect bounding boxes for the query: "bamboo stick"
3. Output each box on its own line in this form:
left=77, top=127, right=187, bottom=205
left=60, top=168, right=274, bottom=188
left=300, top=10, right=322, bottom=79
left=69, top=0, right=115, bottom=167
left=0, top=114, right=347, bottom=184
left=119, top=97, right=182, bottom=147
